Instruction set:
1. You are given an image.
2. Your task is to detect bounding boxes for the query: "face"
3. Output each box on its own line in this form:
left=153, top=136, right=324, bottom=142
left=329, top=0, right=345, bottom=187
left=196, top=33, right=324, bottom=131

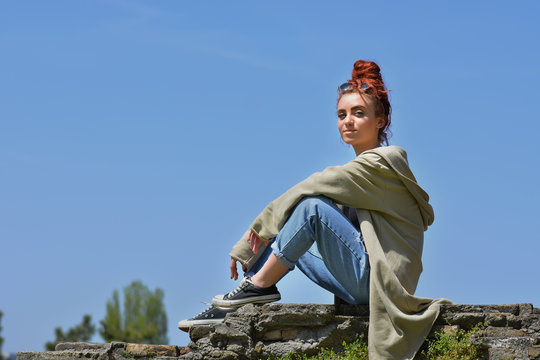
left=337, top=92, right=383, bottom=155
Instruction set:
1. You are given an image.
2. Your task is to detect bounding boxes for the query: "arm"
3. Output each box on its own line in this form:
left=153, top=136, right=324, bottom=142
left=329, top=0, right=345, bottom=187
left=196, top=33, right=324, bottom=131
left=250, top=152, right=391, bottom=240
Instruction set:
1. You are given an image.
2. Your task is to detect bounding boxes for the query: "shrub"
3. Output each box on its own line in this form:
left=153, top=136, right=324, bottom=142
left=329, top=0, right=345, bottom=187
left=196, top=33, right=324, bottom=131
left=420, top=323, right=487, bottom=360
left=272, top=338, right=368, bottom=360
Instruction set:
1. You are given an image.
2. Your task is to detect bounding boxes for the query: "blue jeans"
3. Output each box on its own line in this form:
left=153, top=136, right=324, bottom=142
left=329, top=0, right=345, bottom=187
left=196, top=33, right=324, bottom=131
left=246, top=196, right=370, bottom=305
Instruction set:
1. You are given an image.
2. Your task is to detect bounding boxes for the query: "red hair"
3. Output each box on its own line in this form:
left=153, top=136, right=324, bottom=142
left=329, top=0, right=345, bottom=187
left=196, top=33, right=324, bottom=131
left=338, top=60, right=392, bottom=145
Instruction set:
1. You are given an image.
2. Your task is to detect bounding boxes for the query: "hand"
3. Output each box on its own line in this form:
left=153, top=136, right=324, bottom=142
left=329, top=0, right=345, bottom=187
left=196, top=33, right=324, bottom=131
left=248, top=230, right=268, bottom=254
left=230, top=257, right=247, bottom=280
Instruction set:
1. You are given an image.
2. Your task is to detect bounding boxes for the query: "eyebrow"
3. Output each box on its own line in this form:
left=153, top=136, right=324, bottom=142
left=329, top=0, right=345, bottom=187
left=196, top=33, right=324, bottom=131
left=337, top=105, right=366, bottom=112
left=351, top=105, right=366, bottom=111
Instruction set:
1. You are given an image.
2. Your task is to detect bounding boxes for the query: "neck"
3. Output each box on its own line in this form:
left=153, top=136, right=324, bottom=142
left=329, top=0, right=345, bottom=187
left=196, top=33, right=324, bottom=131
left=353, top=140, right=381, bottom=156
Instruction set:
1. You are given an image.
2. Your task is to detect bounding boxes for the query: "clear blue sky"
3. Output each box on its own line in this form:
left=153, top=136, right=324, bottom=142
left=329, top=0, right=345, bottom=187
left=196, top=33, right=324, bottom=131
left=1, top=0, right=539, bottom=353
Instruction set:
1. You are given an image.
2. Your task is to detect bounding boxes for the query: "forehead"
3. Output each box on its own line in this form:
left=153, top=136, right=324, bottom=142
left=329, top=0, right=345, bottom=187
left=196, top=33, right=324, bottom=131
left=337, top=92, right=376, bottom=110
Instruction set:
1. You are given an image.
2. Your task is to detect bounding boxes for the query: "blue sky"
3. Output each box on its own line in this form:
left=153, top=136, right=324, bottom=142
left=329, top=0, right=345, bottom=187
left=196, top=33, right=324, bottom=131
left=1, top=0, right=539, bottom=353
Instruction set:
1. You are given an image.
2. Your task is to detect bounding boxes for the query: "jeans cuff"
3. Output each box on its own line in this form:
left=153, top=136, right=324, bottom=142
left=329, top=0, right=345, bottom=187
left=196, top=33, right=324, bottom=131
left=271, top=241, right=296, bottom=270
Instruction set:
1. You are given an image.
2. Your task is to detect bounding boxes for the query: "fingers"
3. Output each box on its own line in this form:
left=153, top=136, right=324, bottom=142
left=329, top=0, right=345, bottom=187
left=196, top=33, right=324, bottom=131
left=252, top=239, right=260, bottom=254
left=249, top=231, right=260, bottom=254
left=230, top=257, right=239, bottom=280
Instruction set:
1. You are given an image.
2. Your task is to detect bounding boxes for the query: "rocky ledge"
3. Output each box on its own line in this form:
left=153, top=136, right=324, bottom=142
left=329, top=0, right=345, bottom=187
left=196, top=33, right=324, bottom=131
left=18, top=303, right=540, bottom=360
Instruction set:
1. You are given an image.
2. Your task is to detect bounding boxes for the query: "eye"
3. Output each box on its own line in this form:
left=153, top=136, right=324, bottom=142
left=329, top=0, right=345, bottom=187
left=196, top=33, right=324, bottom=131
left=354, top=111, right=364, bottom=117
left=337, top=113, right=347, bottom=120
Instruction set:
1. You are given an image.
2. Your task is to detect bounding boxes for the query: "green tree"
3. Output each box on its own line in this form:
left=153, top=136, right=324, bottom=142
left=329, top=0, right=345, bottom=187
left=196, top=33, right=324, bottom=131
left=45, top=314, right=95, bottom=351
left=0, top=310, right=4, bottom=360
left=99, top=281, right=168, bottom=344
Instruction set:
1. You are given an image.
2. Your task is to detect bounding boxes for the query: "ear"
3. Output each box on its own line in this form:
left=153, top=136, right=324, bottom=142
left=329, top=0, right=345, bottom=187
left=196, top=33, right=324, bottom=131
left=376, top=116, right=386, bottom=129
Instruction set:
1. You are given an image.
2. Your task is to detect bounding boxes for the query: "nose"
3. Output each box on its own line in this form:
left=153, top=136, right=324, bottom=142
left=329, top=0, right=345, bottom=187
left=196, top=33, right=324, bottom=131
left=345, top=114, right=354, bottom=124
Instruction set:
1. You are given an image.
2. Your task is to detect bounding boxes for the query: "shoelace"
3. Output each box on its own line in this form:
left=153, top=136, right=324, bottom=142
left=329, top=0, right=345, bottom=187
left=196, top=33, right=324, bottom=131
left=227, top=277, right=251, bottom=297
left=193, top=302, right=214, bottom=318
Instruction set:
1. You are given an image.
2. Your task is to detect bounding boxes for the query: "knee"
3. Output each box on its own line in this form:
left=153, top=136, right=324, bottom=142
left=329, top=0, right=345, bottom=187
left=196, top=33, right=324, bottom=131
left=295, top=196, right=330, bottom=214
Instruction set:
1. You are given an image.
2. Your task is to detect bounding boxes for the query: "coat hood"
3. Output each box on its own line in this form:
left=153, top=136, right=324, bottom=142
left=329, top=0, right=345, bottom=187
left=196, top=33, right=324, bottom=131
left=366, top=146, right=434, bottom=230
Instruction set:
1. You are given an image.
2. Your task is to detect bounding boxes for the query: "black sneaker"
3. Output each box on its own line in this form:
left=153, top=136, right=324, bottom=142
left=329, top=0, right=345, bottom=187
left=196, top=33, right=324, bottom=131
left=177, top=305, right=236, bottom=332
left=212, top=276, right=281, bottom=308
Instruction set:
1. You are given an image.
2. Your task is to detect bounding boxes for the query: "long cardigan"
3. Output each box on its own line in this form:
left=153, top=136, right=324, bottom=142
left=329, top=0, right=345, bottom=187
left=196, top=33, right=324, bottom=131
left=230, top=145, right=452, bottom=359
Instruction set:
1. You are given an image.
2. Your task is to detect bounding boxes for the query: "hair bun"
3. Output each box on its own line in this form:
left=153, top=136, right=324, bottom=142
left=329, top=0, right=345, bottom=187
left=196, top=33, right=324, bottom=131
left=351, top=60, right=383, bottom=89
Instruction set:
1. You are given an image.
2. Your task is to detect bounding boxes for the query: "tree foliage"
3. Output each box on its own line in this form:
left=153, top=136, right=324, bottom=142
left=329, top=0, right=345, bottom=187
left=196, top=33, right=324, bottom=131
left=45, top=314, right=95, bottom=351
left=99, top=280, right=168, bottom=344
left=0, top=310, right=4, bottom=360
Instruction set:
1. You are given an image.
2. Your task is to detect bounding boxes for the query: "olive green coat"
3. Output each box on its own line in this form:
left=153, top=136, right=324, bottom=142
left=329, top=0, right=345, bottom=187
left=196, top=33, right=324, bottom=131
left=230, top=145, right=452, bottom=359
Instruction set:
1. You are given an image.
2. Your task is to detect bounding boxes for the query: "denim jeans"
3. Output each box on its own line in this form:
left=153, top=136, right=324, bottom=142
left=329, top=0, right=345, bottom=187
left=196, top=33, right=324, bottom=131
left=246, top=196, right=370, bottom=305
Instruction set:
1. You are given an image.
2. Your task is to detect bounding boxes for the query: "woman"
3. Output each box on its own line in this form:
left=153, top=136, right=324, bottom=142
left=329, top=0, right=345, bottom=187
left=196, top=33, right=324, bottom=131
left=179, top=60, right=450, bottom=359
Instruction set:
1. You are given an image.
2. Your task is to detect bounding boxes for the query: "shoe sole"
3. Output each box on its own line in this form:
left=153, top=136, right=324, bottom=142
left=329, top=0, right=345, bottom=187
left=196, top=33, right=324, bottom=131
left=212, top=294, right=281, bottom=308
left=177, top=318, right=225, bottom=332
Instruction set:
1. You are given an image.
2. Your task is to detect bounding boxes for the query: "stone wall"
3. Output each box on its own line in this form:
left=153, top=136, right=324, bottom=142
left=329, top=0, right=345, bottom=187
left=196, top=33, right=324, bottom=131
left=17, top=303, right=540, bottom=360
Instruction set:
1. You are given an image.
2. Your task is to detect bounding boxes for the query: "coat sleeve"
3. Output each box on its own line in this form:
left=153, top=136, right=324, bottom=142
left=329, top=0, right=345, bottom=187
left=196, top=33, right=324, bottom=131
left=230, top=152, right=393, bottom=269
